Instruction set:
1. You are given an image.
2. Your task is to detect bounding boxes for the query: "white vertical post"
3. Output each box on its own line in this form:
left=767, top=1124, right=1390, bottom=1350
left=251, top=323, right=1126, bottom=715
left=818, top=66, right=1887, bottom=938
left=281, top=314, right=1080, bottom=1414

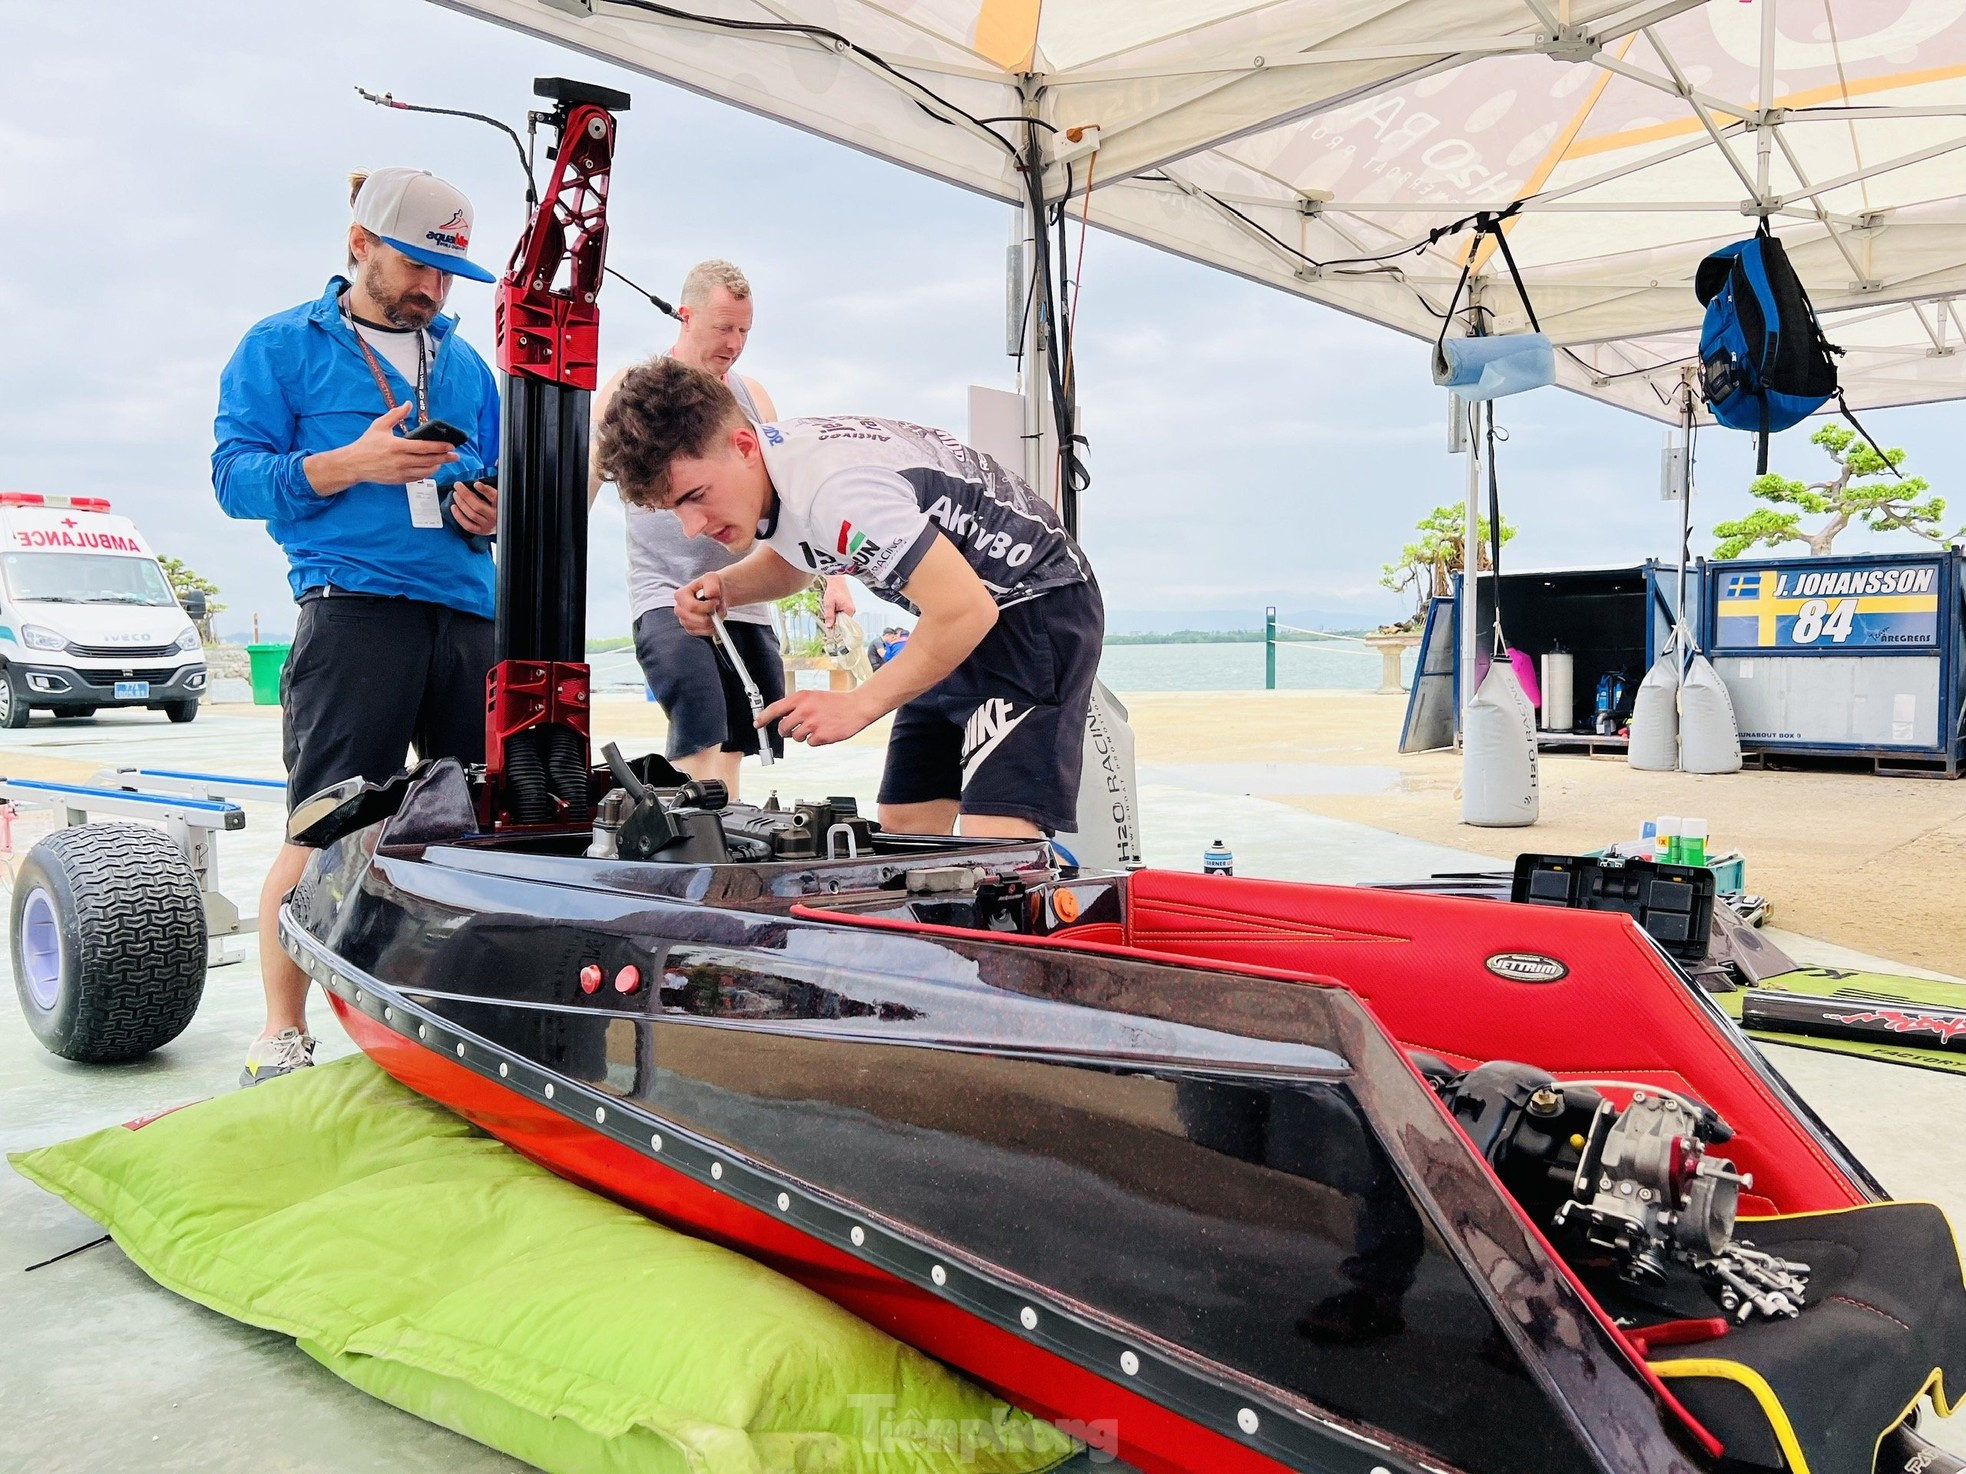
left=1676, top=368, right=1696, bottom=669
left=1016, top=79, right=1057, bottom=508
left=1461, top=396, right=1480, bottom=737
left=1755, top=0, right=1777, bottom=209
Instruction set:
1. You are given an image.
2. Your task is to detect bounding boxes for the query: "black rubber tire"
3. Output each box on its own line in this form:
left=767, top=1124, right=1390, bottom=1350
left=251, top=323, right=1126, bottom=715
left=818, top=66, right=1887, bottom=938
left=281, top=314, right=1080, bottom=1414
left=10, top=823, right=207, bottom=1063
left=165, top=701, right=198, bottom=724
left=0, top=667, right=28, bottom=729
left=54, top=707, right=98, bottom=720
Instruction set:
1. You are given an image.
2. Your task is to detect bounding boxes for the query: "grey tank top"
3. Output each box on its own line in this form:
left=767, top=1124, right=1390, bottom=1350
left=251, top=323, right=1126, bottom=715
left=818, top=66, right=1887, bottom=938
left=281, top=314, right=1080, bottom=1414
left=624, top=368, right=772, bottom=625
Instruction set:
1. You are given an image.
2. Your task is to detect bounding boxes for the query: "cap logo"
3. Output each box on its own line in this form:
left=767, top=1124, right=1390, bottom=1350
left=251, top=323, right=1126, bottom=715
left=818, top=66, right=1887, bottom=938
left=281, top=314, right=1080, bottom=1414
left=1484, top=952, right=1569, bottom=983
left=425, top=209, right=470, bottom=252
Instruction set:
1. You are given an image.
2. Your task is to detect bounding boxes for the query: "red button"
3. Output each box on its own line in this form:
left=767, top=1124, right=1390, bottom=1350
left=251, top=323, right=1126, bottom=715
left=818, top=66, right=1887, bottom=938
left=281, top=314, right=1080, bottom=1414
left=614, top=965, right=641, bottom=994
left=578, top=964, right=602, bottom=995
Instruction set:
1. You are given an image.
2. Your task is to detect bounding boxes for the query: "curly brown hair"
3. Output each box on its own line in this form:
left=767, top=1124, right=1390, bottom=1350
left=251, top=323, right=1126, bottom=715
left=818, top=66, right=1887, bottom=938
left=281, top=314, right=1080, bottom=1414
left=596, top=358, right=745, bottom=507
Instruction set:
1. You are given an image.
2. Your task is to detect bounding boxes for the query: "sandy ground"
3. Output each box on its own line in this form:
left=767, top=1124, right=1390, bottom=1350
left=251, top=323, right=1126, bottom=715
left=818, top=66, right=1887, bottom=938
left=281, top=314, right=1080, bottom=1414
left=1117, top=689, right=1966, bottom=974
left=8, top=687, right=1960, bottom=970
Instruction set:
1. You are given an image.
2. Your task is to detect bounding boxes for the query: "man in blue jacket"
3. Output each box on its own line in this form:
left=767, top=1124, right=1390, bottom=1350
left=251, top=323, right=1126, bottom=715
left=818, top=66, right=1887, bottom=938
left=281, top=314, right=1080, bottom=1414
left=213, top=166, right=502, bottom=1086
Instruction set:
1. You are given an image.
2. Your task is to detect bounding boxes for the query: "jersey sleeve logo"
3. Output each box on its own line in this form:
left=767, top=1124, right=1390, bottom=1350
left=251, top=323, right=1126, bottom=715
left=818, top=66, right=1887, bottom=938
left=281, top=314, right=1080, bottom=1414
left=837, top=521, right=868, bottom=557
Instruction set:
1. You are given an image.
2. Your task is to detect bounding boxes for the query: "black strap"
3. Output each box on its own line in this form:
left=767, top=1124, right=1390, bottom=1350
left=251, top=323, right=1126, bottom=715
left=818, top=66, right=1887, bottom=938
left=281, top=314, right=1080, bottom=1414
left=1836, top=391, right=1905, bottom=480
left=1487, top=223, right=1542, bottom=334
left=1434, top=213, right=1542, bottom=357
left=1757, top=396, right=1770, bottom=476
left=1435, top=255, right=1476, bottom=357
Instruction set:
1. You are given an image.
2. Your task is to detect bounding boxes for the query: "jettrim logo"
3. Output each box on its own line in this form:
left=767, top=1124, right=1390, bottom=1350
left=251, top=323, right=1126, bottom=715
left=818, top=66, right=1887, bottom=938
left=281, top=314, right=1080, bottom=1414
left=1484, top=952, right=1568, bottom=983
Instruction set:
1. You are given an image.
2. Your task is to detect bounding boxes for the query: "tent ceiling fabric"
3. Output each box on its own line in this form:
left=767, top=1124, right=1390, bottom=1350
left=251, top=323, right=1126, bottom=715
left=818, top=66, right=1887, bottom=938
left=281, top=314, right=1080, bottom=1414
left=440, top=0, right=1966, bottom=421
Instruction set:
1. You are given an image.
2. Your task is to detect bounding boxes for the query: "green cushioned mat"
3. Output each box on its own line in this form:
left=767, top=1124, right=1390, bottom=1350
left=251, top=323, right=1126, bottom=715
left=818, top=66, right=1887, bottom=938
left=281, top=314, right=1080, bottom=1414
left=9, top=1055, right=1076, bottom=1474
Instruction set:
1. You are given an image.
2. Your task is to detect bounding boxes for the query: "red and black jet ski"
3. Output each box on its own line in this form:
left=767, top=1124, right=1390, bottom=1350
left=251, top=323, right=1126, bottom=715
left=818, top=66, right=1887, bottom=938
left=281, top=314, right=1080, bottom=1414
left=278, top=79, right=1966, bottom=1474
left=281, top=755, right=1966, bottom=1474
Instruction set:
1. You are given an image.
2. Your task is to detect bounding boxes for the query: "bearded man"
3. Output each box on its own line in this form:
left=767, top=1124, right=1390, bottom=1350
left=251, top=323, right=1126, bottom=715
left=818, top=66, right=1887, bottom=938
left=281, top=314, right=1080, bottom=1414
left=212, top=165, right=502, bottom=1085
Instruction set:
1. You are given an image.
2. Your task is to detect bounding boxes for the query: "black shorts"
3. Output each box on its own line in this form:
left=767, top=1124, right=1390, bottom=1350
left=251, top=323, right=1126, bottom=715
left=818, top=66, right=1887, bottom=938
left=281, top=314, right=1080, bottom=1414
left=282, top=591, right=495, bottom=825
left=633, top=607, right=786, bottom=761
left=878, top=579, right=1103, bottom=834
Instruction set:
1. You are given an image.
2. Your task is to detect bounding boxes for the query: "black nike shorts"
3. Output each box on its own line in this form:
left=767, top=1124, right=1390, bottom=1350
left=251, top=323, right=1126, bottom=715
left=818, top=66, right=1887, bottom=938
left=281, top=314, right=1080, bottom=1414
left=633, top=607, right=786, bottom=761
left=877, top=579, right=1103, bottom=834
left=282, top=590, right=494, bottom=826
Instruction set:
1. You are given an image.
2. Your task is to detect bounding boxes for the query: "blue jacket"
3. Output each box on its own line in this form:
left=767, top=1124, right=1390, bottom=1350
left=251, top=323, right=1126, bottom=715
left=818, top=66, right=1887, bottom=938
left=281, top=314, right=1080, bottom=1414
left=212, top=278, right=500, bottom=618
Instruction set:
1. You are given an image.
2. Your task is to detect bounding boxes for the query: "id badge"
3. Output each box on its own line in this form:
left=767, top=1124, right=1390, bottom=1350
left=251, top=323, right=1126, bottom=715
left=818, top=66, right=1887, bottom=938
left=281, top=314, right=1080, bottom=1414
left=407, top=479, right=444, bottom=530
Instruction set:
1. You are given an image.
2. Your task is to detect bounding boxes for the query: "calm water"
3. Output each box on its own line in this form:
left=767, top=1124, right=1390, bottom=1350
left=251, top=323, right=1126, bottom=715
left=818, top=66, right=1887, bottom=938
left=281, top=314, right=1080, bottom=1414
left=589, top=640, right=1419, bottom=694
left=581, top=640, right=1415, bottom=699
left=1097, top=640, right=1420, bottom=693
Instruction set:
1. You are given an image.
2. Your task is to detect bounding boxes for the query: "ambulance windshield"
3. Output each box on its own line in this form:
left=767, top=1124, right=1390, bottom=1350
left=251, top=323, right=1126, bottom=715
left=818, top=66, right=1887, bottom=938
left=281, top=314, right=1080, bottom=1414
left=2, top=552, right=177, bottom=607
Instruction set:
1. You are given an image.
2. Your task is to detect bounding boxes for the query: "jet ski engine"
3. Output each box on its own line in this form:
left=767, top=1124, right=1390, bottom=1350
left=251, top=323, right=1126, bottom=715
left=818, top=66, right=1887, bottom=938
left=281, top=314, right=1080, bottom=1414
left=1433, top=1059, right=1810, bottom=1322
left=586, top=743, right=880, bottom=864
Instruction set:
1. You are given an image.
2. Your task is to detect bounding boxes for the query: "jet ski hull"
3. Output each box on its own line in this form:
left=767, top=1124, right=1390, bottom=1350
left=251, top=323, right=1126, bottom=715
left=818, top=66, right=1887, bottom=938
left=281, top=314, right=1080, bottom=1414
left=283, top=819, right=1726, bottom=1474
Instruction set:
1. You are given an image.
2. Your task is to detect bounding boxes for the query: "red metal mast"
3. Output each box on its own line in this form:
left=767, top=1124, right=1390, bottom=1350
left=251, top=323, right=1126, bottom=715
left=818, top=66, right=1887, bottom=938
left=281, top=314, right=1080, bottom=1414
left=483, top=77, right=630, bottom=830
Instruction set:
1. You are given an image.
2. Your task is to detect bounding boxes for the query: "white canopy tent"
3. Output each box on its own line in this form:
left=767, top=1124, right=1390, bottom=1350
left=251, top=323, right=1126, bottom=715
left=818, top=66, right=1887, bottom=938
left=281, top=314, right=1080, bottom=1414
left=439, top=0, right=1966, bottom=425
left=439, top=0, right=1966, bottom=802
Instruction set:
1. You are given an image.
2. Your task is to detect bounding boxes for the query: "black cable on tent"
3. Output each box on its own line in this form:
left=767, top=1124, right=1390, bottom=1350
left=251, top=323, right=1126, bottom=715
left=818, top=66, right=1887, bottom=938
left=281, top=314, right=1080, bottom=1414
left=605, top=0, right=1027, bottom=162
left=355, top=88, right=537, bottom=206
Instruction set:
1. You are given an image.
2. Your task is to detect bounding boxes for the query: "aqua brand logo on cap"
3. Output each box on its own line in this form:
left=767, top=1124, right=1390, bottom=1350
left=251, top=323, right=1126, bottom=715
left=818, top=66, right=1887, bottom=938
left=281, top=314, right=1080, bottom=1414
left=352, top=167, right=496, bottom=284
left=427, top=208, right=469, bottom=252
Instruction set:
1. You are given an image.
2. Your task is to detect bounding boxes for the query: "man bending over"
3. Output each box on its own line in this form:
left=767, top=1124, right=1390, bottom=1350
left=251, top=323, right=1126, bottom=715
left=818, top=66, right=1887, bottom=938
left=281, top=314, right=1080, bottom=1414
left=595, top=359, right=1102, bottom=839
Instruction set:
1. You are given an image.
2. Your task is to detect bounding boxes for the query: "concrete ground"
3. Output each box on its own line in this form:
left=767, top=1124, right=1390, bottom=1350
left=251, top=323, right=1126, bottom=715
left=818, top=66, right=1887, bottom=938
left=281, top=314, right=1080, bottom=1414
left=5, top=695, right=1966, bottom=1469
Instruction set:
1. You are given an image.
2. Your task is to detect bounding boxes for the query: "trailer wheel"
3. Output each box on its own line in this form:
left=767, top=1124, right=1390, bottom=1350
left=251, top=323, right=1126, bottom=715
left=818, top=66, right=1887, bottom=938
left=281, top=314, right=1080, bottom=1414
left=11, top=824, right=207, bottom=1063
left=0, top=668, right=29, bottom=729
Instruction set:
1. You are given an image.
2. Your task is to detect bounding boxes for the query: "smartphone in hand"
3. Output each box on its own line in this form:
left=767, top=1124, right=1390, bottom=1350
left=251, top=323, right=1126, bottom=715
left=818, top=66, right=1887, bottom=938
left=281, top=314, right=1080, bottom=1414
left=404, top=419, right=469, bottom=446
left=440, top=469, right=497, bottom=552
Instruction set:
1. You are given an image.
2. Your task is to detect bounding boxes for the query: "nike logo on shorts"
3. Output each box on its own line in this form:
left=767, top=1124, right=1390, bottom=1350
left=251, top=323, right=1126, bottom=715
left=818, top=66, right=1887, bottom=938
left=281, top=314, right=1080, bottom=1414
left=962, top=697, right=1032, bottom=785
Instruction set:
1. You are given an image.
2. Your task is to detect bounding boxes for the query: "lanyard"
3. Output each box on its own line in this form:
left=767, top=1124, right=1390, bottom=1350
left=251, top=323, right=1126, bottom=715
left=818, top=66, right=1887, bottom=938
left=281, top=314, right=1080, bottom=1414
left=349, top=318, right=430, bottom=425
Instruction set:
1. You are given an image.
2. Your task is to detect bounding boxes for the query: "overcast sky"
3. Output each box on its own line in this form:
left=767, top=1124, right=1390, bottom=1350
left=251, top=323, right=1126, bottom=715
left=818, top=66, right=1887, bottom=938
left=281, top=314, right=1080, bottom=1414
left=5, top=0, right=1961, bottom=640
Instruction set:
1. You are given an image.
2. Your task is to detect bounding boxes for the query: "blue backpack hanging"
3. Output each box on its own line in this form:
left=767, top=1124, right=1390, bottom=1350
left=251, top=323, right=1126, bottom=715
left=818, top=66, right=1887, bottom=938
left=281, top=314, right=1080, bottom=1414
left=1696, top=224, right=1893, bottom=475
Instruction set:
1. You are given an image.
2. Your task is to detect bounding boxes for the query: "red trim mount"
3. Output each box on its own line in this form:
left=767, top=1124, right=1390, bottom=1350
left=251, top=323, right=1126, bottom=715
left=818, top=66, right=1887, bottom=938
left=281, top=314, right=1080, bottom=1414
left=495, top=102, right=615, bottom=389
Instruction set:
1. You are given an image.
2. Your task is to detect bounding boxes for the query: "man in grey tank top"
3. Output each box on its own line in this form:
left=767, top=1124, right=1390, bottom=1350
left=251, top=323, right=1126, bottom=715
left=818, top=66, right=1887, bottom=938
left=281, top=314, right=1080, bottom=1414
left=589, top=260, right=852, bottom=796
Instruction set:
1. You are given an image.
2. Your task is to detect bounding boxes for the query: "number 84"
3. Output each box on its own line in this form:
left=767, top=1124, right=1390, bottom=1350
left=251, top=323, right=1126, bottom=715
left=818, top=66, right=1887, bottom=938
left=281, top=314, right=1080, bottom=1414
left=1791, top=597, right=1856, bottom=644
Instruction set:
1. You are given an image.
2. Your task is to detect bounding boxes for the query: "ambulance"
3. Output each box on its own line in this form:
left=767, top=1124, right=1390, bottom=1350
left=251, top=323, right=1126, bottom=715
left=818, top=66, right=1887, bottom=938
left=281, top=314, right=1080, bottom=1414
left=0, top=492, right=207, bottom=728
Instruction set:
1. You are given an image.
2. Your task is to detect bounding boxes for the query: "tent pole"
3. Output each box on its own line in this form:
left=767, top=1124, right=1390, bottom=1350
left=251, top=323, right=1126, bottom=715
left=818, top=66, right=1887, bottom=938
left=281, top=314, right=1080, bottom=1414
left=1461, top=395, right=1480, bottom=739
left=1016, top=76, right=1057, bottom=509
left=1676, top=367, right=1695, bottom=668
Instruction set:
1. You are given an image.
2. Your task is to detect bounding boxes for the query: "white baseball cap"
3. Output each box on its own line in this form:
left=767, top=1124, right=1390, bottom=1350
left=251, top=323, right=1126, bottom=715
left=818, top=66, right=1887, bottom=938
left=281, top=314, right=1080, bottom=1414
left=352, top=166, right=497, bottom=283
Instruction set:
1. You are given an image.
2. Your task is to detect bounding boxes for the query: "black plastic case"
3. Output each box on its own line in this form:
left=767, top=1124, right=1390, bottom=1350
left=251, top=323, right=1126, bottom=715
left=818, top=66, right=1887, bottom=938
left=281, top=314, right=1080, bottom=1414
left=1510, top=853, right=1716, bottom=961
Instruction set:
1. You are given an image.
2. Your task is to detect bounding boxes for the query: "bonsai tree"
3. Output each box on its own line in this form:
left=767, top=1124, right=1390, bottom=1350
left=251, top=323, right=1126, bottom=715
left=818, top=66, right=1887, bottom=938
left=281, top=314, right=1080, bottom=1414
left=775, top=583, right=827, bottom=658
left=1381, top=504, right=1516, bottom=620
left=157, top=555, right=223, bottom=643
left=1711, top=423, right=1945, bottom=559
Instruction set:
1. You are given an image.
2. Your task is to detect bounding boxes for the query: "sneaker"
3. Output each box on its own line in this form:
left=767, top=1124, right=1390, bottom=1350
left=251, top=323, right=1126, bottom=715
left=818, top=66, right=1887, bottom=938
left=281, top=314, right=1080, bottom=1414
left=239, top=1028, right=317, bottom=1087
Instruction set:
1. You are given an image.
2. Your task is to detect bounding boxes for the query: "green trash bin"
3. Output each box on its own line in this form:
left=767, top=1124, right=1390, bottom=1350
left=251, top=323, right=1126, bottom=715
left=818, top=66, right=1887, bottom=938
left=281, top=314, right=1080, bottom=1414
left=245, top=642, right=292, bottom=706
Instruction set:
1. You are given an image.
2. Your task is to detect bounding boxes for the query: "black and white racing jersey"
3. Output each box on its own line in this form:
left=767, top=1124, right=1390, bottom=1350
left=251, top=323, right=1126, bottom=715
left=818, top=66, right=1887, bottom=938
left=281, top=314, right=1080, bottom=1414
left=754, top=417, right=1089, bottom=612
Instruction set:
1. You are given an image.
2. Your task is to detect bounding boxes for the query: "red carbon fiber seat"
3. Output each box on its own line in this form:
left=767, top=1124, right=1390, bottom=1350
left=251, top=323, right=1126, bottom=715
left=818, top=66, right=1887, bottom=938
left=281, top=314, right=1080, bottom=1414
left=1108, top=871, right=1865, bottom=1214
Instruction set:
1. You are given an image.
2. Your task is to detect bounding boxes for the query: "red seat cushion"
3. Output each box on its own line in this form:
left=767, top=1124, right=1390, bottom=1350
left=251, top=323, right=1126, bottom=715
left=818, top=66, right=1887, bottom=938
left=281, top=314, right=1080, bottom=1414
left=1118, top=870, right=1863, bottom=1214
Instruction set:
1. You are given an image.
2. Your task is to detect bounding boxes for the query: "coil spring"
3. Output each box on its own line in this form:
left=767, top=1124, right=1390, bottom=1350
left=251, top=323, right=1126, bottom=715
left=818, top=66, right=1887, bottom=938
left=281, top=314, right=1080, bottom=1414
left=504, top=729, right=555, bottom=825
left=546, top=724, right=591, bottom=824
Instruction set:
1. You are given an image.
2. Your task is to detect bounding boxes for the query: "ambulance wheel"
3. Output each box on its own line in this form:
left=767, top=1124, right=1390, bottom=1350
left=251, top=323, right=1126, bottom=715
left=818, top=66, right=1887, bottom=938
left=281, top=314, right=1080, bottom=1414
left=54, top=708, right=97, bottom=720
left=165, top=701, right=198, bottom=724
left=0, top=668, right=28, bottom=729
left=10, top=824, right=207, bottom=1063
